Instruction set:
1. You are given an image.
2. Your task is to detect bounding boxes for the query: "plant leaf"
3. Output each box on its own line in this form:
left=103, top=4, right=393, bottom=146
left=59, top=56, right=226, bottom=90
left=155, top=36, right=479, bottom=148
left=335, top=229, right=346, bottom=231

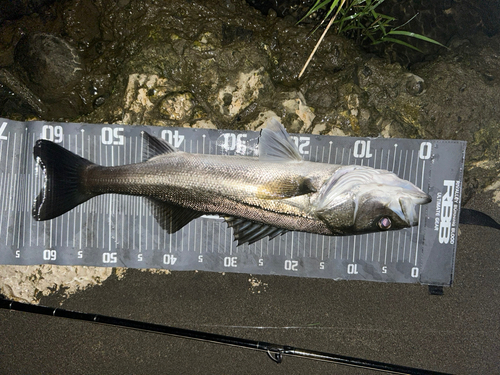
left=387, top=30, right=448, bottom=48
left=376, top=37, right=423, bottom=52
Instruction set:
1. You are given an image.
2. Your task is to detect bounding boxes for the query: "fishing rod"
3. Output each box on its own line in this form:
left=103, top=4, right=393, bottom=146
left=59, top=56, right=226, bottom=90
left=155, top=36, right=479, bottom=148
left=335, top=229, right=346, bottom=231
left=1, top=297, right=450, bottom=375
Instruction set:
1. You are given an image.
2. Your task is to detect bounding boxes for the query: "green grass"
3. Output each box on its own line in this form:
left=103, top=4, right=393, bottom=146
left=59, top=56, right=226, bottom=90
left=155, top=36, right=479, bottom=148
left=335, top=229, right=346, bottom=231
left=301, top=0, right=446, bottom=51
left=298, top=0, right=447, bottom=77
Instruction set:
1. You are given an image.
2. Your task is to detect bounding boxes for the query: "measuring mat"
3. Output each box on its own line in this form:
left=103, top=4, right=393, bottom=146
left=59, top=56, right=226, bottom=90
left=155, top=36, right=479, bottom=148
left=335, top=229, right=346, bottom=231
left=0, top=118, right=465, bottom=285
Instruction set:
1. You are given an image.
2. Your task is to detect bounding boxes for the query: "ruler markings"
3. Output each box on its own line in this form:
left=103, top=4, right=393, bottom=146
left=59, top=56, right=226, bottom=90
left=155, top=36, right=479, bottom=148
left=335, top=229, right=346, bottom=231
left=108, top=143, right=113, bottom=252
left=259, top=236, right=263, bottom=259
left=395, top=148, right=403, bottom=262
left=96, top=138, right=101, bottom=249
left=0, top=121, right=464, bottom=284
left=35, top=155, right=40, bottom=247
left=340, top=147, right=345, bottom=261
left=347, top=146, right=354, bottom=261
left=13, top=132, right=23, bottom=249
left=326, top=142, right=333, bottom=262
left=371, top=148, right=378, bottom=263
left=401, top=150, right=409, bottom=261
left=49, top=219, right=54, bottom=250
left=21, top=129, right=31, bottom=249
left=87, top=135, right=93, bottom=249
left=365, top=232, right=371, bottom=263
left=414, top=157, right=427, bottom=267
left=69, top=133, right=74, bottom=250
left=299, top=233, right=307, bottom=258
left=199, top=217, right=203, bottom=255
left=0, top=139, right=6, bottom=242
left=392, top=144, right=397, bottom=172
left=6, top=133, right=17, bottom=247
left=121, top=138, right=126, bottom=250
left=163, top=195, right=167, bottom=251
left=28, top=171, right=32, bottom=248
left=59, top=211, right=64, bottom=250
left=116, top=140, right=122, bottom=251
left=352, top=235, right=356, bottom=263
left=269, top=234, right=273, bottom=256
left=378, top=148, right=384, bottom=263
left=0, top=130, right=4, bottom=166
left=2, top=135, right=11, bottom=243
left=67, top=203, right=71, bottom=249
left=193, top=139, right=204, bottom=258
left=386, top=147, right=393, bottom=264
left=407, top=150, right=415, bottom=263
left=210, top=219, right=214, bottom=254
left=397, top=148, right=403, bottom=176
left=72, top=134, right=80, bottom=252
left=383, top=149, right=391, bottom=265
left=188, top=139, right=194, bottom=253
left=138, top=137, right=142, bottom=254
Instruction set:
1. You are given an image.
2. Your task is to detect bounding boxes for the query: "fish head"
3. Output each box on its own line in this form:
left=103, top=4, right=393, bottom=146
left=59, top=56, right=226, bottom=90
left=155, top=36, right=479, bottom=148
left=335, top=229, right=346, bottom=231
left=315, top=166, right=431, bottom=235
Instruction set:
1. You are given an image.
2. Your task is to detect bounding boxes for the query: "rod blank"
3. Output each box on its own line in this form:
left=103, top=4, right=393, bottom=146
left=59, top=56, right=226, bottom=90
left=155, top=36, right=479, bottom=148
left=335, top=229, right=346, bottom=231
left=1, top=298, right=450, bottom=374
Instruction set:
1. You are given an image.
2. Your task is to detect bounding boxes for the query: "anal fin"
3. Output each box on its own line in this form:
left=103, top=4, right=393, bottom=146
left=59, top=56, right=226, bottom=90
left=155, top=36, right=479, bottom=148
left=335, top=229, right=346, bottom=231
left=148, top=198, right=203, bottom=233
left=225, top=216, right=288, bottom=246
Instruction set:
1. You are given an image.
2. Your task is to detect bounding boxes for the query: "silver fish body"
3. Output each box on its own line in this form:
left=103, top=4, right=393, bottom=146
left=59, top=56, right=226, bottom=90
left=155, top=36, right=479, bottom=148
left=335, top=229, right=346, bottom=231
left=33, top=119, right=431, bottom=245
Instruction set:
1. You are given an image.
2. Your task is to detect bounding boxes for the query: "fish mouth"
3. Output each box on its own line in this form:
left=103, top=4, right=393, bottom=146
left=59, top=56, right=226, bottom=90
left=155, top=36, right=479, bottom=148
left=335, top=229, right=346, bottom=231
left=414, top=191, right=432, bottom=205
left=398, top=191, right=432, bottom=226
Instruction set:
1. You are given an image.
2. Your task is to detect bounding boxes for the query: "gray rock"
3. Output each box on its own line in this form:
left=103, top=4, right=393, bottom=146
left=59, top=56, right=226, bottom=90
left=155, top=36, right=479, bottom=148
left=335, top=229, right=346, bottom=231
left=14, top=33, right=83, bottom=101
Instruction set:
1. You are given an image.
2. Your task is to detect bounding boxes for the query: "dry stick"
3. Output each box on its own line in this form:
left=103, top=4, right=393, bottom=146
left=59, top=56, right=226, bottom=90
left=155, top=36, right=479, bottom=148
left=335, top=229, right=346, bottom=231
left=298, top=0, right=347, bottom=80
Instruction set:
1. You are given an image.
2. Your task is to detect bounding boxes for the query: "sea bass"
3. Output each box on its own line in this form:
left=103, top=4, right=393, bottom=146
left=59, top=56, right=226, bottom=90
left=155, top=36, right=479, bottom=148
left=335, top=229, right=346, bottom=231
left=33, top=119, right=431, bottom=245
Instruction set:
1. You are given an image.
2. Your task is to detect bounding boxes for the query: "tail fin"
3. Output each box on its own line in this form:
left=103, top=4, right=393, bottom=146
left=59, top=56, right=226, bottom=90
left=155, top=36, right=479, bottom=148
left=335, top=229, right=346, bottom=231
left=33, top=140, right=96, bottom=221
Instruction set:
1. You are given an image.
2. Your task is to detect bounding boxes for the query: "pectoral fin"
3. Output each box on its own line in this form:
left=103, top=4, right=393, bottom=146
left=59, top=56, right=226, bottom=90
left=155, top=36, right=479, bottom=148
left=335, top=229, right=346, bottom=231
left=315, top=193, right=357, bottom=231
left=256, top=177, right=316, bottom=199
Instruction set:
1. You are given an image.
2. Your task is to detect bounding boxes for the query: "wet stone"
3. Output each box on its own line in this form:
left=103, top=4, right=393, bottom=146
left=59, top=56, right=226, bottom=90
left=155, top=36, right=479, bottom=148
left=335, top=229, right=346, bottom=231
left=93, top=95, right=106, bottom=108
left=405, top=73, right=425, bottom=96
left=159, top=92, right=195, bottom=121
left=14, top=33, right=83, bottom=101
left=222, top=24, right=254, bottom=46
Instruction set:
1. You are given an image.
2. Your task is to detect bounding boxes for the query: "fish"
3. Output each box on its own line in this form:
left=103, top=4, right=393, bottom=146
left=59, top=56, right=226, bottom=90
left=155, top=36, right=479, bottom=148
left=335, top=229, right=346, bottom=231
left=32, top=119, right=431, bottom=245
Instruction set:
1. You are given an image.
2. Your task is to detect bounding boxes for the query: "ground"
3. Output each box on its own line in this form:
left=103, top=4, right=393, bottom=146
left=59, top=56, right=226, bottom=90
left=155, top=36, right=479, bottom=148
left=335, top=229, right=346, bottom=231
left=1, top=189, right=499, bottom=374
left=0, top=0, right=499, bottom=373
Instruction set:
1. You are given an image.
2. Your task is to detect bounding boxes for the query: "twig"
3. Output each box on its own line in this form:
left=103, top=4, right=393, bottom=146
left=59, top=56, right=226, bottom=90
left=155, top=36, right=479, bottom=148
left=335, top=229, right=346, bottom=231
left=298, top=0, right=347, bottom=79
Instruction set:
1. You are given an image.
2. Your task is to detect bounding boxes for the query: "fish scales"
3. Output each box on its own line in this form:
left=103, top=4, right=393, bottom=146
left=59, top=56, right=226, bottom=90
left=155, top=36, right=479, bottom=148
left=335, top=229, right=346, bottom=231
left=32, top=118, right=431, bottom=244
left=83, top=153, right=340, bottom=234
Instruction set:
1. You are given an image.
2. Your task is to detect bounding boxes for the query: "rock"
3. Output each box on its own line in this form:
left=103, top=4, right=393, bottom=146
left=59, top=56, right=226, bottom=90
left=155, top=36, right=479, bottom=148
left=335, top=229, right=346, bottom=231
left=405, top=73, right=426, bottom=96
left=14, top=33, right=83, bottom=101
left=0, top=0, right=500, bottom=304
left=0, top=0, right=55, bottom=23
left=216, top=68, right=270, bottom=119
left=159, top=92, right=195, bottom=121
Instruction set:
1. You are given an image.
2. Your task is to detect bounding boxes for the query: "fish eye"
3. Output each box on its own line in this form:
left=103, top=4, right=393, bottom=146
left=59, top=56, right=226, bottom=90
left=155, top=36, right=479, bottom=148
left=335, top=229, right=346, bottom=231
left=378, top=217, right=392, bottom=230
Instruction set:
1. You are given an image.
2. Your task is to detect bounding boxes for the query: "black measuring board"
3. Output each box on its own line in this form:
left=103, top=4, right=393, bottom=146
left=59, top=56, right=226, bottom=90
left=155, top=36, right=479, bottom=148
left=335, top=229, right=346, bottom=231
left=0, top=118, right=466, bottom=285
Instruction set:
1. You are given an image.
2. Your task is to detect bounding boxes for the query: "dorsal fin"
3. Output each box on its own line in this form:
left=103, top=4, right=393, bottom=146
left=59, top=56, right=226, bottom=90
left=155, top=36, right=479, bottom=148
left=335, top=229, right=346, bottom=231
left=142, top=132, right=177, bottom=161
left=224, top=216, right=288, bottom=246
left=258, top=118, right=302, bottom=162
